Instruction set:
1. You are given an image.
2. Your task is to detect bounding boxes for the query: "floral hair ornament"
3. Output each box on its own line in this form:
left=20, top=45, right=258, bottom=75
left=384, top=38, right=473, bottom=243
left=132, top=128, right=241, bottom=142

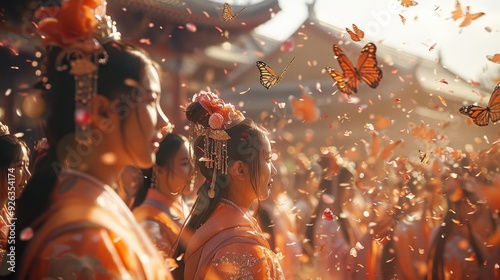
left=36, top=0, right=120, bottom=145
left=188, top=91, right=245, bottom=198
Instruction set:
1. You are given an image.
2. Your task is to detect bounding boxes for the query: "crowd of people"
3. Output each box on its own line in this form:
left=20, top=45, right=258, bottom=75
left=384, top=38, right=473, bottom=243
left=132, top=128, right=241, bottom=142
left=0, top=0, right=499, bottom=279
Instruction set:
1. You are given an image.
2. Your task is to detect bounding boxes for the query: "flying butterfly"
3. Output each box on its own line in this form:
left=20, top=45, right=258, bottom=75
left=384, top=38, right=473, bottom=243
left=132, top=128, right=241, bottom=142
left=451, top=2, right=485, bottom=27
left=418, top=150, right=432, bottom=164
left=221, top=3, right=246, bottom=21
left=325, top=43, right=383, bottom=96
left=346, top=24, right=364, bottom=42
left=256, top=57, right=296, bottom=89
left=400, top=0, right=418, bottom=7
left=459, top=82, right=500, bottom=126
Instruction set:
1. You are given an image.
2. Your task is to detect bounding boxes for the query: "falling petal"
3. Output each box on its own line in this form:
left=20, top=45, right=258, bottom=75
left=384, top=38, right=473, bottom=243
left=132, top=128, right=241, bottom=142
left=139, top=38, right=151, bottom=45
left=322, top=208, right=334, bottom=221
left=349, top=247, right=358, bottom=257
left=186, top=22, right=197, bottom=32
left=429, top=43, right=437, bottom=51
left=20, top=227, right=34, bottom=241
left=238, top=87, right=251, bottom=95
left=438, top=95, right=447, bottom=106
left=199, top=157, right=214, bottom=162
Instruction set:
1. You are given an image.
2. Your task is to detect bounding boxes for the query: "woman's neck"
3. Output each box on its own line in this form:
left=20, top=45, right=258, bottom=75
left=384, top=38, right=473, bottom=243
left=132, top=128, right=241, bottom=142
left=157, top=182, right=181, bottom=203
left=226, top=192, right=253, bottom=211
left=75, top=156, right=123, bottom=189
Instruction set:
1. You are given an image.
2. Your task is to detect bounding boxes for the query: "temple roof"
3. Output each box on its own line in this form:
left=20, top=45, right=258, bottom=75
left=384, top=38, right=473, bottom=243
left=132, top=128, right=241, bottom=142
left=107, top=0, right=280, bottom=53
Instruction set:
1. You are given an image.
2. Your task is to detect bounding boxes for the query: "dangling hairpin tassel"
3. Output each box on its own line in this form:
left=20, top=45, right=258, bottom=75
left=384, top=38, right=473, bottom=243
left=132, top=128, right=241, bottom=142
left=188, top=91, right=246, bottom=199
left=36, top=0, right=119, bottom=146
left=55, top=40, right=108, bottom=145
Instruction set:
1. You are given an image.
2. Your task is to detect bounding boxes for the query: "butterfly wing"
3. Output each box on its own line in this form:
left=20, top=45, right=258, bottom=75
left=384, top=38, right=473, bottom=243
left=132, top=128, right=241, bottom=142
left=357, top=43, right=383, bottom=89
left=487, top=83, right=500, bottom=123
left=256, top=61, right=278, bottom=89
left=459, top=105, right=490, bottom=126
left=333, top=44, right=359, bottom=94
left=325, top=66, right=352, bottom=95
left=451, top=2, right=463, bottom=21
left=222, top=3, right=234, bottom=21
left=353, top=24, right=365, bottom=39
left=460, top=8, right=485, bottom=27
left=346, top=26, right=360, bottom=42
left=222, top=3, right=245, bottom=21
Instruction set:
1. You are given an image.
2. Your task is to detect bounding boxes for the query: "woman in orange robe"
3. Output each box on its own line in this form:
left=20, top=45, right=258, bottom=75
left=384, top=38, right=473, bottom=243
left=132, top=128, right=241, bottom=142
left=133, top=133, right=193, bottom=259
left=0, top=1, right=172, bottom=278
left=172, top=91, right=284, bottom=279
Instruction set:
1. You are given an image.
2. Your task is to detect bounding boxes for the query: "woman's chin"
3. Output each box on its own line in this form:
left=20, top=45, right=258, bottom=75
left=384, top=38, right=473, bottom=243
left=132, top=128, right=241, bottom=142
left=133, top=155, right=155, bottom=169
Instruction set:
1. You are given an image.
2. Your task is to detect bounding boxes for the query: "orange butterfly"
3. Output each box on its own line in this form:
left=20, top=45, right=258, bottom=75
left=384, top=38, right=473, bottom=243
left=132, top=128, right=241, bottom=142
left=256, top=57, right=295, bottom=89
left=346, top=24, right=364, bottom=42
left=222, top=3, right=246, bottom=22
left=401, top=0, right=418, bottom=7
left=459, top=83, right=500, bottom=126
left=451, top=2, right=485, bottom=27
left=325, top=43, right=383, bottom=96
left=487, top=54, right=500, bottom=64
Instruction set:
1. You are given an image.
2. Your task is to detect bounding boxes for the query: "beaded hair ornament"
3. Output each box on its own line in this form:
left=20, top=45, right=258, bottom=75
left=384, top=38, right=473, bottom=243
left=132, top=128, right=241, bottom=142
left=188, top=91, right=245, bottom=198
left=36, top=0, right=120, bottom=145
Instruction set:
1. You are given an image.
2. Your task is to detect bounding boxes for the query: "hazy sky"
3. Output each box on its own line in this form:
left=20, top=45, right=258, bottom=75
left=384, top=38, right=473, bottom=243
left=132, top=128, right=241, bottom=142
left=251, top=0, right=500, bottom=89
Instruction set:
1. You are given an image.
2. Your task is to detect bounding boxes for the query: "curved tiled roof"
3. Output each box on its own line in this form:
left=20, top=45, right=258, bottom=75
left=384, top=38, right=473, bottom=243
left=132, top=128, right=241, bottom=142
left=109, top=0, right=280, bottom=30
left=107, top=0, right=281, bottom=53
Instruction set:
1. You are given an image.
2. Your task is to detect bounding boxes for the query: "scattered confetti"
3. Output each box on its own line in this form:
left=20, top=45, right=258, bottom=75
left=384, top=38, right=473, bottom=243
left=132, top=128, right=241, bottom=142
left=399, top=14, right=406, bottom=25
left=322, top=208, right=334, bottom=221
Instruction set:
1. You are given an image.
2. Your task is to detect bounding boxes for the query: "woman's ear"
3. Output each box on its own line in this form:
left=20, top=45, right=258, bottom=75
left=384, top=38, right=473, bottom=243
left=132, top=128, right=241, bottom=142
left=90, top=95, right=117, bottom=133
left=229, top=160, right=247, bottom=181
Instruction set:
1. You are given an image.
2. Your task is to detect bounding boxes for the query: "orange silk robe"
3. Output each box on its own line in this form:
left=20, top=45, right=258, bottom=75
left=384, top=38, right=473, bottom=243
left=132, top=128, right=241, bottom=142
left=19, top=169, right=171, bottom=279
left=133, top=188, right=185, bottom=259
left=184, top=201, right=285, bottom=279
left=0, top=206, right=12, bottom=263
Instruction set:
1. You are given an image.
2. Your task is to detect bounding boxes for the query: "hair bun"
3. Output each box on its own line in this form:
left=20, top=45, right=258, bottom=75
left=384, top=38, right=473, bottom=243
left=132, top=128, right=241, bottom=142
left=185, top=101, right=210, bottom=127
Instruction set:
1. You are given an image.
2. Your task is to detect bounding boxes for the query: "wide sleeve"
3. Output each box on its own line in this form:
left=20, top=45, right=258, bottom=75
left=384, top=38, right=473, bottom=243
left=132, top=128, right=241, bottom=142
left=140, top=219, right=173, bottom=258
left=206, top=243, right=285, bottom=280
left=26, top=227, right=159, bottom=279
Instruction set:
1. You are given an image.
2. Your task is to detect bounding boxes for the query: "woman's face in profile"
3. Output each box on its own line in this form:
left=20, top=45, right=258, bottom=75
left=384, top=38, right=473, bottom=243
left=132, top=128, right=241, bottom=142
left=11, top=145, right=31, bottom=199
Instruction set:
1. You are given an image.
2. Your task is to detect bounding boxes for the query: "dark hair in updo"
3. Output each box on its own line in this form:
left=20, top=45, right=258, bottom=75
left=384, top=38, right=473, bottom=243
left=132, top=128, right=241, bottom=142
left=171, top=98, right=269, bottom=275
left=185, top=101, right=210, bottom=127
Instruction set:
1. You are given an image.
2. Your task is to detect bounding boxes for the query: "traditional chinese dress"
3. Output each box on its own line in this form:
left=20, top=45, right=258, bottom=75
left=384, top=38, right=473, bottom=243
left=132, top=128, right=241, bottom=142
left=133, top=188, right=186, bottom=259
left=19, top=169, right=171, bottom=279
left=183, top=199, right=285, bottom=279
left=260, top=198, right=304, bottom=279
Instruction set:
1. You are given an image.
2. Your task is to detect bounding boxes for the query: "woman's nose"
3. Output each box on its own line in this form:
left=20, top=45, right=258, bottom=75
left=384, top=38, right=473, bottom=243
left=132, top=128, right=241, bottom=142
left=156, top=105, right=172, bottom=134
left=271, top=163, right=277, bottom=177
